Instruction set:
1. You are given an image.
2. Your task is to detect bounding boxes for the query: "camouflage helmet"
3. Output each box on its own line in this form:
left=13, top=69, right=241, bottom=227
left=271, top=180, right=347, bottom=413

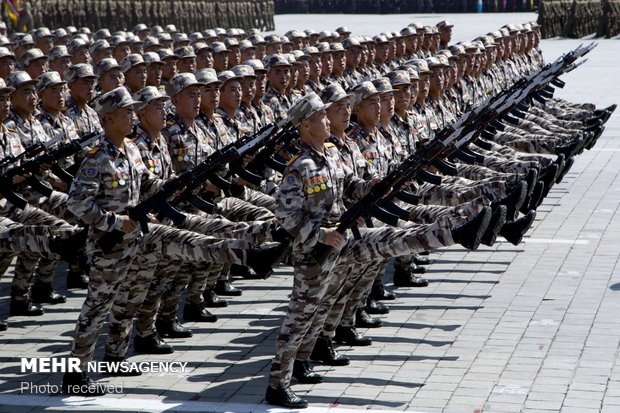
left=165, top=72, right=205, bottom=97
left=287, top=92, right=328, bottom=127
left=21, top=48, right=48, bottom=67
left=65, top=63, right=97, bottom=84
left=195, top=68, right=221, bottom=85
left=320, top=83, right=351, bottom=104
left=0, top=77, right=15, bottom=94
left=94, top=86, right=140, bottom=118
left=133, top=86, right=169, bottom=111
left=36, top=71, right=66, bottom=93
left=350, top=81, right=380, bottom=108
left=6, top=71, right=37, bottom=90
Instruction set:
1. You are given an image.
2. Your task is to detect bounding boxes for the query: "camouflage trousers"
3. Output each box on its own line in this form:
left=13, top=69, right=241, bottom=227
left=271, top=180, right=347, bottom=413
left=105, top=212, right=275, bottom=357
left=524, top=109, right=584, bottom=130
left=0, top=220, right=76, bottom=259
left=456, top=164, right=521, bottom=186
left=241, top=187, right=277, bottom=212
left=476, top=148, right=542, bottom=175
left=417, top=178, right=508, bottom=206
left=0, top=200, right=74, bottom=301
left=269, top=221, right=454, bottom=388
left=71, top=223, right=250, bottom=369
left=477, top=139, right=554, bottom=167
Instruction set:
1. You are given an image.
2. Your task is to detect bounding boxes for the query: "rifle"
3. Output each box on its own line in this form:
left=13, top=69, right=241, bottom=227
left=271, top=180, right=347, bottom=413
left=0, top=131, right=103, bottom=209
left=97, top=123, right=283, bottom=254
left=308, top=43, right=596, bottom=265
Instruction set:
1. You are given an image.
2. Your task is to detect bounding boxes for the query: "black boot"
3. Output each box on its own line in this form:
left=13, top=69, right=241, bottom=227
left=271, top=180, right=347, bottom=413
left=134, top=333, right=174, bottom=354
left=203, top=289, right=229, bottom=307
left=214, top=279, right=241, bottom=296
left=393, top=266, right=429, bottom=287
left=0, top=320, right=7, bottom=331
left=9, top=299, right=44, bottom=316
left=556, top=156, right=574, bottom=184
left=184, top=302, right=217, bottom=322
left=556, top=137, right=583, bottom=158
left=265, top=385, right=308, bottom=409
left=310, top=336, right=350, bottom=366
left=62, top=372, right=106, bottom=396
left=451, top=206, right=492, bottom=250
left=355, top=308, right=382, bottom=328
left=413, top=253, right=432, bottom=266
left=101, top=355, right=142, bottom=376
left=67, top=270, right=89, bottom=289
left=493, top=182, right=527, bottom=221
left=481, top=205, right=507, bottom=247
left=156, top=318, right=193, bottom=338
left=539, top=164, right=558, bottom=198
left=49, top=228, right=88, bottom=263
left=30, top=282, right=66, bottom=304
left=334, top=325, right=372, bottom=346
left=500, top=210, right=537, bottom=246
left=229, top=264, right=260, bottom=279
left=292, top=359, right=323, bottom=384
left=522, top=180, right=544, bottom=213
left=247, top=241, right=291, bottom=279
left=370, top=281, right=396, bottom=301
left=366, top=298, right=389, bottom=315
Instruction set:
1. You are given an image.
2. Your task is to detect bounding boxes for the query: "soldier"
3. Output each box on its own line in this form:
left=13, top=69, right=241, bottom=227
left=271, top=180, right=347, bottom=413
left=0, top=47, right=16, bottom=79
left=262, top=54, right=293, bottom=121
left=89, top=39, right=113, bottom=65
left=68, top=38, right=92, bottom=65
left=120, top=54, right=147, bottom=95
left=61, top=87, right=282, bottom=395
left=33, top=27, right=54, bottom=54
left=437, top=20, right=454, bottom=49
left=95, top=58, right=124, bottom=94
left=48, top=46, right=73, bottom=80
left=143, top=52, right=165, bottom=88
left=64, top=64, right=101, bottom=136
left=21, top=48, right=48, bottom=79
left=266, top=93, right=494, bottom=408
left=210, top=42, right=230, bottom=72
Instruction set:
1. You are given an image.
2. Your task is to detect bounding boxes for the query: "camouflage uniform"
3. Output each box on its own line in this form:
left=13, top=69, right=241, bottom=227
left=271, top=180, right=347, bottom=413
left=67, top=130, right=251, bottom=369
left=269, top=136, right=455, bottom=388
left=64, top=96, right=101, bottom=136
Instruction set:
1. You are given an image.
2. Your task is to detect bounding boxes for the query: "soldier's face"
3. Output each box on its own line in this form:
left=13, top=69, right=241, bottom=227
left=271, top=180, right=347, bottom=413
left=107, top=106, right=135, bottom=136
left=196, top=50, right=213, bottom=69
left=219, top=80, right=242, bottom=110
left=265, top=43, right=282, bottom=55
left=11, top=84, right=38, bottom=114
left=174, top=85, right=201, bottom=118
left=240, top=77, right=257, bottom=103
left=393, top=85, right=411, bottom=110
left=418, top=75, right=430, bottom=99
left=268, top=67, right=290, bottom=93
left=255, top=72, right=267, bottom=97
left=200, top=84, right=219, bottom=111
left=410, top=80, right=419, bottom=103
left=50, top=57, right=72, bottom=78
left=379, top=92, right=394, bottom=121
left=440, top=27, right=451, bottom=44
left=41, top=84, right=66, bottom=112
left=26, top=59, right=49, bottom=79
left=304, top=110, right=330, bottom=141
left=126, top=64, right=147, bottom=90
left=0, top=57, right=15, bottom=79
left=36, top=38, right=54, bottom=54
left=100, top=69, right=125, bottom=93
left=240, top=48, right=255, bottom=62
left=356, top=95, right=380, bottom=127
left=326, top=97, right=351, bottom=132
left=346, top=48, right=361, bottom=68
left=308, top=55, right=322, bottom=78
left=227, top=47, right=241, bottom=67
left=0, top=93, right=11, bottom=121
left=320, top=54, right=332, bottom=76
left=139, top=100, right=166, bottom=131
left=146, top=64, right=162, bottom=86
left=161, top=59, right=178, bottom=80
left=113, top=45, right=131, bottom=62
left=213, top=52, right=228, bottom=71
left=70, top=77, right=96, bottom=103
left=332, top=52, right=345, bottom=73
left=430, top=69, right=444, bottom=92
left=72, top=48, right=91, bottom=65
left=296, top=61, right=309, bottom=85
left=375, top=43, right=388, bottom=61
left=177, top=57, right=196, bottom=74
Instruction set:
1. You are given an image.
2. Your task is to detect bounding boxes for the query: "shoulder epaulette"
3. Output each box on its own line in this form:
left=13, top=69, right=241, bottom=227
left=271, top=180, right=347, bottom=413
left=87, top=146, right=101, bottom=157
left=287, top=153, right=301, bottom=166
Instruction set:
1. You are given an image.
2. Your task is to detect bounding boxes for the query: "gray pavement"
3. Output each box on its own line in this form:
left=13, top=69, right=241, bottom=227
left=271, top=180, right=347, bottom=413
left=1, top=12, right=619, bottom=413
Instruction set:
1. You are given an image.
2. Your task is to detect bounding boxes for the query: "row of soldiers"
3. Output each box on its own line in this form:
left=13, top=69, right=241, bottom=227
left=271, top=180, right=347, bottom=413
left=10, top=0, right=276, bottom=33
left=0, top=17, right=614, bottom=408
left=274, top=0, right=538, bottom=13
left=537, top=0, right=620, bottom=38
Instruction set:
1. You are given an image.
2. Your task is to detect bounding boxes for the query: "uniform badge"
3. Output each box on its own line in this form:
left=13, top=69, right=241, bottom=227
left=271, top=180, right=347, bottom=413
left=287, top=175, right=295, bottom=184
left=84, top=167, right=98, bottom=178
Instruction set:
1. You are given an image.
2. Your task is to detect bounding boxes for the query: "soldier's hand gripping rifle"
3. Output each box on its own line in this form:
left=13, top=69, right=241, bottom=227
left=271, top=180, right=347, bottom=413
left=0, top=131, right=102, bottom=209
left=97, top=123, right=280, bottom=254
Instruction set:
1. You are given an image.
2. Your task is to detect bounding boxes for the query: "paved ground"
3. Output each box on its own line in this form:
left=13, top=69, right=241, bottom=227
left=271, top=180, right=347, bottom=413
left=0, top=12, right=619, bottom=413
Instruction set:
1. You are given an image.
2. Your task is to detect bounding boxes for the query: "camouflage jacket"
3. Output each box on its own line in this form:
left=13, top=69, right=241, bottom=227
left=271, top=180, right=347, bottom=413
left=64, top=97, right=101, bottom=136
left=252, top=100, right=276, bottom=128
left=262, top=85, right=292, bottom=122
left=304, top=79, right=323, bottom=95
left=275, top=141, right=368, bottom=253
left=236, top=103, right=262, bottom=137
left=67, top=136, right=161, bottom=233
left=215, top=107, right=241, bottom=141
left=164, top=114, right=214, bottom=174
left=37, top=108, right=81, bottom=169
left=347, top=123, right=389, bottom=178
left=196, top=112, right=233, bottom=151
left=5, top=110, right=49, bottom=148
left=130, top=125, right=174, bottom=180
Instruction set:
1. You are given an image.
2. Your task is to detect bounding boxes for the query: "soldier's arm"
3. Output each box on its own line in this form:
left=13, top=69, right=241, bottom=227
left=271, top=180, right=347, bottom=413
left=67, top=156, right=125, bottom=232
left=275, top=168, right=325, bottom=250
